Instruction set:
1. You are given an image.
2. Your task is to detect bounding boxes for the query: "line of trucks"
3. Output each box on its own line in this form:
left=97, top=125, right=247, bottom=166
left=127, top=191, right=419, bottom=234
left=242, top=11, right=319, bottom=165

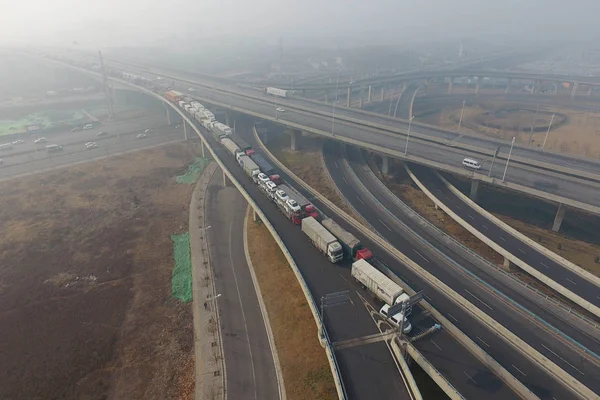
left=164, top=89, right=412, bottom=333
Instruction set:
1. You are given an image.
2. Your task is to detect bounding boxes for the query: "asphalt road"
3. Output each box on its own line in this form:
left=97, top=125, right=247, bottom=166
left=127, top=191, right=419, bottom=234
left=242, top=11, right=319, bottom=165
left=320, top=141, right=591, bottom=399
left=0, top=116, right=182, bottom=180
left=194, top=122, right=413, bottom=400
left=155, top=80, right=600, bottom=209
left=410, top=164, right=600, bottom=318
left=205, top=170, right=280, bottom=400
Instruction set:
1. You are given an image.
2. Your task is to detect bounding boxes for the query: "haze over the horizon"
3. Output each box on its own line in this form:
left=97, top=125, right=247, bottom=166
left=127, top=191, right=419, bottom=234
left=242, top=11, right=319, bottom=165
left=2, top=0, right=599, bottom=48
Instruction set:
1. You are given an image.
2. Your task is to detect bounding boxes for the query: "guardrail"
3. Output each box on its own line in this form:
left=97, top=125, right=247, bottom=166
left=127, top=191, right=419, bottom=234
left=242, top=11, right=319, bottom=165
left=341, top=148, right=600, bottom=364
left=359, top=151, right=600, bottom=335
left=252, top=126, right=543, bottom=400
left=100, top=59, right=600, bottom=184
left=405, top=164, right=600, bottom=320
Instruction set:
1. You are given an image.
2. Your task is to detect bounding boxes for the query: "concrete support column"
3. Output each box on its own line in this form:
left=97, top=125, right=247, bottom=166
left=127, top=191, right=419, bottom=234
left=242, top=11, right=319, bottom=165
left=475, top=76, right=482, bottom=94
left=201, top=141, right=206, bottom=158
left=359, top=87, right=364, bottom=108
left=253, top=208, right=260, bottom=222
left=222, top=169, right=229, bottom=187
left=571, top=82, right=579, bottom=99
left=448, top=78, right=454, bottom=94
left=163, top=103, right=172, bottom=125
left=380, top=87, right=385, bottom=102
left=502, top=257, right=518, bottom=272
left=469, top=179, right=480, bottom=201
left=403, top=81, right=407, bottom=93
left=290, top=130, right=300, bottom=151
left=183, top=120, right=188, bottom=141
left=325, top=90, right=329, bottom=103
left=505, top=78, right=512, bottom=94
left=588, top=86, right=593, bottom=96
left=531, top=80, right=539, bottom=95
left=552, top=203, right=566, bottom=232
left=381, top=155, right=392, bottom=175
left=367, top=85, right=373, bottom=103
left=225, top=112, right=230, bottom=127
left=346, top=87, right=351, bottom=107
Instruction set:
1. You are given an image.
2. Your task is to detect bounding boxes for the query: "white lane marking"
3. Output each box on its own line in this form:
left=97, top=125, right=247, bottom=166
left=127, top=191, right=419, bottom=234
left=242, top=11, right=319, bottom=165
left=431, top=340, right=442, bottom=351
left=566, top=277, right=578, bottom=285
left=540, top=262, right=549, bottom=269
left=378, top=218, right=392, bottom=231
left=464, top=371, right=477, bottom=384
left=355, top=196, right=364, bottom=205
left=444, top=195, right=450, bottom=201
left=455, top=204, right=462, bottom=210
left=342, top=176, right=349, bottom=185
left=413, top=249, right=430, bottom=263
left=481, top=224, right=488, bottom=230
left=518, top=248, right=526, bottom=255
left=447, top=313, right=458, bottom=322
left=228, top=220, right=258, bottom=399
left=512, top=364, right=527, bottom=377
left=464, top=289, right=494, bottom=311
left=468, top=214, right=474, bottom=220
left=541, top=343, right=585, bottom=376
left=499, top=236, right=506, bottom=242
left=476, top=336, right=490, bottom=348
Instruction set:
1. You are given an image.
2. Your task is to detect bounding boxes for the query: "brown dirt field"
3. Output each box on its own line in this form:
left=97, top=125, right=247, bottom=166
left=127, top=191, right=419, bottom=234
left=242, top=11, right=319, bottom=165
left=419, top=101, right=600, bottom=158
left=0, top=142, right=198, bottom=400
left=267, top=132, right=360, bottom=218
left=246, top=210, right=337, bottom=400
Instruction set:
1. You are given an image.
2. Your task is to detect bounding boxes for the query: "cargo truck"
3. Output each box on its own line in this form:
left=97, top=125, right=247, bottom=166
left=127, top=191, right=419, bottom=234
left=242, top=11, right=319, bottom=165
left=285, top=184, right=319, bottom=219
left=203, top=110, right=215, bottom=121
left=165, top=90, right=183, bottom=102
left=238, top=155, right=260, bottom=180
left=221, top=138, right=242, bottom=158
left=213, top=122, right=232, bottom=136
left=274, top=184, right=303, bottom=224
left=351, top=259, right=412, bottom=333
left=322, top=218, right=369, bottom=259
left=266, top=87, right=288, bottom=98
left=230, top=134, right=254, bottom=155
left=250, top=153, right=275, bottom=176
left=301, top=217, right=343, bottom=263
left=178, top=100, right=187, bottom=108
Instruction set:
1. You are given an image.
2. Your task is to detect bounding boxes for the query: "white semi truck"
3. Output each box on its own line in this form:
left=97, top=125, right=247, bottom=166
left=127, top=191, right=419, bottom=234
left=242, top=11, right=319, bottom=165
left=351, top=259, right=412, bottom=333
left=301, top=217, right=343, bottom=263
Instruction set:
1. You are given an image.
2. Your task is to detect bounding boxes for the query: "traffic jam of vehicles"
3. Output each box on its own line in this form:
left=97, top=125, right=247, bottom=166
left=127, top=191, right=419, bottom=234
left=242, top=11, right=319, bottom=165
left=165, top=89, right=413, bottom=332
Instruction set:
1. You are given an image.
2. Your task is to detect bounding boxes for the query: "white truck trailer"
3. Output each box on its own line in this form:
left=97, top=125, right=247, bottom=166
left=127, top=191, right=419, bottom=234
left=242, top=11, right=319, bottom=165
left=301, top=217, right=343, bottom=263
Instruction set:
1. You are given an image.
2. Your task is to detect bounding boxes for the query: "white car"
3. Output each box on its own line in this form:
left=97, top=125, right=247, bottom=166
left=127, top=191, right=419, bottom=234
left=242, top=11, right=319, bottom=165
left=380, top=304, right=412, bottom=334
left=188, top=88, right=195, bottom=92
left=34, top=137, right=47, bottom=144
left=83, top=123, right=94, bottom=130
left=256, top=173, right=270, bottom=185
left=12, top=139, right=25, bottom=145
left=85, top=142, right=98, bottom=149
left=275, top=189, right=289, bottom=205
left=144, top=128, right=154, bottom=134
left=286, top=198, right=301, bottom=212
left=0, top=143, right=13, bottom=150
left=276, top=107, right=285, bottom=112
left=156, top=76, right=163, bottom=80
left=136, top=133, right=147, bottom=139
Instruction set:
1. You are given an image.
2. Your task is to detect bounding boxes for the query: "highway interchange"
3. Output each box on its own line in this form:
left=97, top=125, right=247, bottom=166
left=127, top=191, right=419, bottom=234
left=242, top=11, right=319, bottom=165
left=26, top=54, right=600, bottom=398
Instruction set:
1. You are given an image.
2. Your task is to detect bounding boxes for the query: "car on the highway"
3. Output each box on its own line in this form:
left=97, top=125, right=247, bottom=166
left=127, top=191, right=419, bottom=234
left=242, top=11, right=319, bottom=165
left=34, top=137, right=47, bottom=144
left=84, top=142, right=98, bottom=149
left=12, top=139, right=25, bottom=145
left=188, top=87, right=195, bottom=92
left=144, top=128, right=154, bottom=134
left=156, top=76, right=163, bottom=80
left=96, top=131, right=107, bottom=136
left=0, top=143, right=13, bottom=150
left=0, top=158, right=3, bottom=164
left=256, top=172, right=271, bottom=185
left=276, top=107, right=285, bottom=112
left=45, top=144, right=63, bottom=152
left=83, top=123, right=94, bottom=130
left=136, top=133, right=147, bottom=139
left=71, top=126, right=82, bottom=132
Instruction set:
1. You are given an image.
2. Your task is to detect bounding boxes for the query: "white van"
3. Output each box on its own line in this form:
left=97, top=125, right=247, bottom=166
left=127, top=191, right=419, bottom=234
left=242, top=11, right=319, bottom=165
left=462, top=158, right=481, bottom=170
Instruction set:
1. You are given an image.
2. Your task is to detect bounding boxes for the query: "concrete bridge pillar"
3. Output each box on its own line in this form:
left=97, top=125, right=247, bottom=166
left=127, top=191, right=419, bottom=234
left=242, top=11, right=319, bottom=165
left=552, top=203, right=566, bottom=232
left=225, top=111, right=231, bottom=127
left=532, top=79, right=540, bottom=95
left=475, top=76, right=482, bottom=95
left=367, top=85, right=373, bottom=103
left=222, top=169, right=229, bottom=187
left=290, top=130, right=301, bottom=151
left=200, top=141, right=206, bottom=158
left=346, top=87, right=351, bottom=107
left=359, top=87, right=364, bottom=108
left=403, top=81, right=407, bottom=93
left=469, top=179, right=480, bottom=201
left=571, top=82, right=579, bottom=99
left=502, top=257, right=518, bottom=272
left=325, top=90, right=330, bottom=103
left=253, top=208, right=260, bottom=222
left=381, top=155, right=393, bottom=175
left=183, top=120, right=188, bottom=141
left=505, top=78, right=512, bottom=94
left=554, top=83, right=559, bottom=95
left=448, top=78, right=454, bottom=95
left=163, top=103, right=172, bottom=125
left=380, top=87, right=385, bottom=102
left=588, top=86, right=593, bottom=96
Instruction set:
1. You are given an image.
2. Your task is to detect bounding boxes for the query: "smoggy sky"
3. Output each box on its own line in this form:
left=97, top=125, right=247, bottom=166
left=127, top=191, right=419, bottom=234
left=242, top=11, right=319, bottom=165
left=1, top=0, right=599, bottom=48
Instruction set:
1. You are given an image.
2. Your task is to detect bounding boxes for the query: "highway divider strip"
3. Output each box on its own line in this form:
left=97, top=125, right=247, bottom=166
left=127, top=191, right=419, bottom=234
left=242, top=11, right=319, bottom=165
left=406, top=164, right=600, bottom=319
left=252, top=126, right=542, bottom=400
left=437, top=171, right=600, bottom=292
left=180, top=92, right=600, bottom=216
left=340, top=148, right=600, bottom=365
left=243, top=207, right=286, bottom=400
left=106, top=60, right=600, bottom=183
